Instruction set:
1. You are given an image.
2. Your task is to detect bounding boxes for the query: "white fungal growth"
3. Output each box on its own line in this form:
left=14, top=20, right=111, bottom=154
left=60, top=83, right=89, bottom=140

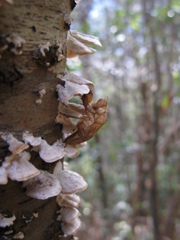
left=39, top=89, right=46, bottom=97
left=0, top=133, right=29, bottom=154
left=23, top=131, right=41, bottom=147
left=39, top=139, right=65, bottom=163
left=13, top=231, right=24, bottom=239
left=39, top=42, right=51, bottom=57
left=56, top=193, right=81, bottom=208
left=55, top=43, right=65, bottom=61
left=56, top=81, right=90, bottom=105
left=60, top=207, right=80, bottom=223
left=3, top=152, right=40, bottom=181
left=0, top=166, right=8, bottom=185
left=35, top=98, right=42, bottom=105
left=0, top=213, right=16, bottom=228
left=67, top=30, right=102, bottom=58
left=5, top=33, right=25, bottom=55
left=61, top=217, right=81, bottom=235
left=56, top=170, right=88, bottom=194
left=23, top=170, right=62, bottom=200
left=64, top=13, right=72, bottom=25
left=35, top=89, right=46, bottom=105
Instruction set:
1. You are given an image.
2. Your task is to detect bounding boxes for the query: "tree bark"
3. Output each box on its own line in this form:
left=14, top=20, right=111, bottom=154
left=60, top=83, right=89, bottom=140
left=0, top=1, right=76, bottom=239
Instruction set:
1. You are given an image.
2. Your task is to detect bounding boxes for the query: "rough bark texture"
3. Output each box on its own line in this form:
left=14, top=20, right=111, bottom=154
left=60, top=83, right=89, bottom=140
left=0, top=1, right=76, bottom=239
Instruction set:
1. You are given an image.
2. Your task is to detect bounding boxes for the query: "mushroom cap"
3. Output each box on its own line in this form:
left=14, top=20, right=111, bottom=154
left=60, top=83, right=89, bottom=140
left=56, top=170, right=87, bottom=194
left=69, top=30, right=102, bottom=47
left=65, top=146, right=79, bottom=158
left=56, top=193, right=81, bottom=208
left=0, top=166, right=8, bottom=185
left=1, top=133, right=29, bottom=154
left=61, top=217, right=81, bottom=236
left=56, top=81, right=90, bottom=105
left=0, top=213, right=16, bottom=228
left=39, top=139, right=65, bottom=163
left=4, top=152, right=40, bottom=182
left=23, top=170, right=62, bottom=200
left=60, top=207, right=80, bottom=223
left=67, top=34, right=96, bottom=58
left=23, top=131, right=41, bottom=146
left=69, top=72, right=94, bottom=88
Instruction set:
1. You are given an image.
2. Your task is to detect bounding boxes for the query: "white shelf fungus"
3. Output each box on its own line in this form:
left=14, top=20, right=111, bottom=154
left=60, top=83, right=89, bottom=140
left=60, top=207, right=80, bottom=223
left=56, top=170, right=87, bottom=194
left=23, top=170, right=62, bottom=200
left=57, top=193, right=81, bottom=208
left=0, top=213, right=16, bottom=228
left=56, top=81, right=90, bottom=105
left=67, top=30, right=102, bottom=58
left=23, top=131, right=41, bottom=147
left=61, top=217, right=81, bottom=236
left=69, top=72, right=94, bottom=88
left=39, top=139, right=65, bottom=163
left=4, top=152, right=40, bottom=181
left=1, top=133, right=29, bottom=154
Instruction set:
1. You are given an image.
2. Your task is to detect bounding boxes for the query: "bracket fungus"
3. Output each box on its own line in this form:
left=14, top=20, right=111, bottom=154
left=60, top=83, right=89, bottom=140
left=61, top=217, right=81, bottom=236
left=0, top=213, right=16, bottom=228
left=3, top=151, right=40, bottom=182
left=39, top=139, right=65, bottom=163
left=1, top=133, right=29, bottom=155
left=60, top=207, right=80, bottom=223
left=55, top=170, right=87, bottom=194
left=57, top=193, right=81, bottom=209
left=23, top=170, right=62, bottom=200
left=22, top=131, right=41, bottom=147
left=0, top=3, right=107, bottom=237
left=56, top=81, right=90, bottom=105
left=67, top=30, right=102, bottom=58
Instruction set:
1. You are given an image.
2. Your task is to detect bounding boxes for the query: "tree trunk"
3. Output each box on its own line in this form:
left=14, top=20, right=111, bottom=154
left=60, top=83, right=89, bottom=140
left=0, top=1, right=76, bottom=239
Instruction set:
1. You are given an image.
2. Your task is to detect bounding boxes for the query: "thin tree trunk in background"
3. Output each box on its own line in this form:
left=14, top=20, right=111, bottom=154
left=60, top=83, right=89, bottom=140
left=141, top=1, right=162, bottom=239
left=0, top=1, right=75, bottom=239
left=164, top=190, right=180, bottom=239
left=95, top=135, right=107, bottom=209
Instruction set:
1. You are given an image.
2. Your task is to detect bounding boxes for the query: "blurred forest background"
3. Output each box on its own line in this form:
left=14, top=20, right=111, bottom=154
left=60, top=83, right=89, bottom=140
left=67, top=0, right=180, bottom=239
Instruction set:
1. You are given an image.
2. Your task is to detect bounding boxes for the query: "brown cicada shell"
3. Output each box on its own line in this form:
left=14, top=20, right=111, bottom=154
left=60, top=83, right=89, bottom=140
left=64, top=98, right=108, bottom=145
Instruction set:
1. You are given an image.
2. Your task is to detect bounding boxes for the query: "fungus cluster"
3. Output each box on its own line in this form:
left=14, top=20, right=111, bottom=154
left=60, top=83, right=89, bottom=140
left=35, top=89, right=46, bottom=105
left=34, top=42, right=65, bottom=67
left=0, top=33, right=25, bottom=58
left=0, top=8, right=108, bottom=239
left=67, top=30, right=102, bottom=58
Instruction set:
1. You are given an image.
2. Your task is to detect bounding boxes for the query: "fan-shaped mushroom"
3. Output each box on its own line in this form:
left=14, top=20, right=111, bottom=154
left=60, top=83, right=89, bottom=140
left=23, top=170, right=62, bottom=200
left=56, top=170, right=87, bottom=194
left=56, top=193, right=81, bottom=208
left=39, top=139, right=65, bottom=163
left=60, top=207, right=80, bottom=223
left=3, top=151, right=40, bottom=182
left=61, top=217, right=81, bottom=235
left=1, top=133, right=29, bottom=154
